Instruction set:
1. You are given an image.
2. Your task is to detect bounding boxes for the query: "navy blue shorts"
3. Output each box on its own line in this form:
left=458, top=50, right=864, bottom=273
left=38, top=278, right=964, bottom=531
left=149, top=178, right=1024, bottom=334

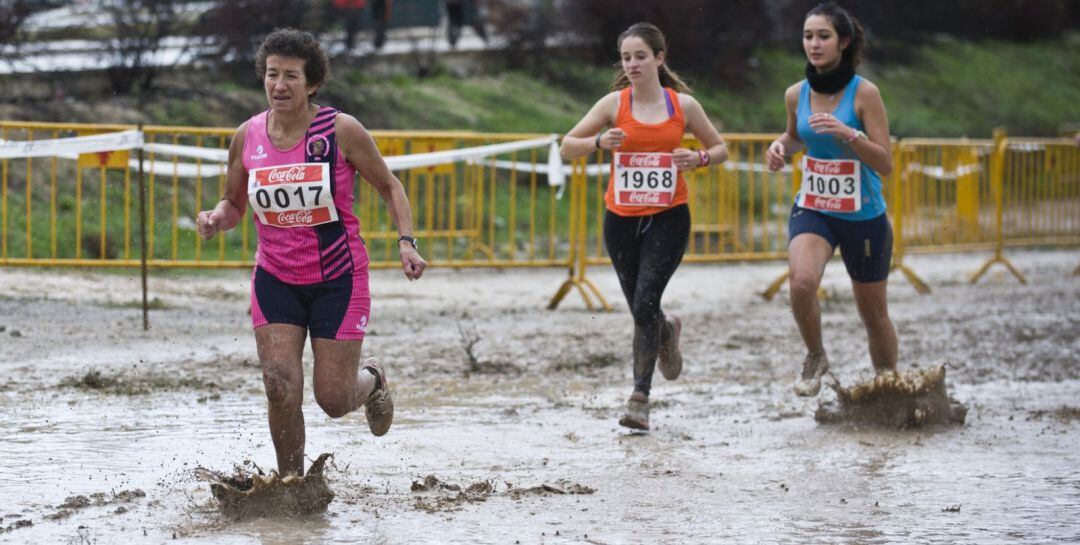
left=788, top=206, right=893, bottom=283
left=251, top=266, right=370, bottom=340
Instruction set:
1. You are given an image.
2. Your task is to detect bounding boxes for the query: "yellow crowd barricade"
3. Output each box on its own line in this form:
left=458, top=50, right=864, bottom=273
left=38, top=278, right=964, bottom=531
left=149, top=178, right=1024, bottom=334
left=2, top=120, right=1079, bottom=312
left=0, top=122, right=575, bottom=275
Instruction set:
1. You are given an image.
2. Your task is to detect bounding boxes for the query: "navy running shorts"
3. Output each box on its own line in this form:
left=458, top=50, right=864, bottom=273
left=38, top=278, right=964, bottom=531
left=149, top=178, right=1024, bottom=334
left=788, top=205, right=893, bottom=283
left=251, top=265, right=371, bottom=340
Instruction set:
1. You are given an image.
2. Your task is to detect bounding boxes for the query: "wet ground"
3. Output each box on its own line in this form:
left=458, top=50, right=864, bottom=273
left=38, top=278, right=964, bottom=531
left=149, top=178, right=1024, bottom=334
left=1, top=249, right=1078, bottom=544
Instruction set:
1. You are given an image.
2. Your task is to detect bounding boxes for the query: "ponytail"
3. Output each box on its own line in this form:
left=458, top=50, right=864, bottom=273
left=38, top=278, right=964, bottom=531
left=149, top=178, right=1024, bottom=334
left=609, top=22, right=692, bottom=93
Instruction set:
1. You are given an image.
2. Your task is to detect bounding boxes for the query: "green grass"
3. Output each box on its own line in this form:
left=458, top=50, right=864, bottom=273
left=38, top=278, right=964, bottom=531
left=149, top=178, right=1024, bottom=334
left=3, top=38, right=1076, bottom=268
left=306, top=38, right=1080, bottom=138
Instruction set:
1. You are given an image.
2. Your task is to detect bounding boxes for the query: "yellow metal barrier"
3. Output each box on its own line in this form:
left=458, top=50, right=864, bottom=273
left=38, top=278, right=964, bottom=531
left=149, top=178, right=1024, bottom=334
left=895, top=137, right=998, bottom=252
left=0, top=122, right=575, bottom=276
left=574, top=135, right=793, bottom=273
left=2, top=120, right=1079, bottom=311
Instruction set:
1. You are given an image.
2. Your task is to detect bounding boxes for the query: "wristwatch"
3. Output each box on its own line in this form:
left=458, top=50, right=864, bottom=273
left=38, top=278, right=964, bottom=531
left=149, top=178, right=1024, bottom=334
left=398, top=235, right=418, bottom=249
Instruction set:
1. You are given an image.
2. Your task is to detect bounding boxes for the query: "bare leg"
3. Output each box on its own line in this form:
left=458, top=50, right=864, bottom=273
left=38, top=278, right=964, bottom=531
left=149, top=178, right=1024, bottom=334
left=852, top=279, right=898, bottom=373
left=255, top=324, right=308, bottom=476
left=787, top=233, right=834, bottom=355
left=311, top=338, right=376, bottom=418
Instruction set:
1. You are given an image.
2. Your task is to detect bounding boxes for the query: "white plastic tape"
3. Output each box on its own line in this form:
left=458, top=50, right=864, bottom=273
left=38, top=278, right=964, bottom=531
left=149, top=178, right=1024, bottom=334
left=143, top=142, right=229, bottom=162
left=0, top=129, right=143, bottom=159
left=383, top=136, right=555, bottom=171
left=0, top=133, right=573, bottom=182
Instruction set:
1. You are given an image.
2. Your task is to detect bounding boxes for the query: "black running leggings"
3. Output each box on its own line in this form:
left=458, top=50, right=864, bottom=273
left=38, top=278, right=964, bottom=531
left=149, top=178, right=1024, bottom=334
left=603, top=204, right=690, bottom=397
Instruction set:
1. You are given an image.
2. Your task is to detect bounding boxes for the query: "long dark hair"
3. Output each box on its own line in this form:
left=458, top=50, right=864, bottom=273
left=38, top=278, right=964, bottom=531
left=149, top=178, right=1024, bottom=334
left=806, top=2, right=865, bottom=67
left=610, top=22, right=690, bottom=93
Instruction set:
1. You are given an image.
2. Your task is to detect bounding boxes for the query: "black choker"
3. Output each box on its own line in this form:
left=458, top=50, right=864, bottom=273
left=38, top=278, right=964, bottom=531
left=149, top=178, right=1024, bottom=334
left=805, top=60, right=855, bottom=95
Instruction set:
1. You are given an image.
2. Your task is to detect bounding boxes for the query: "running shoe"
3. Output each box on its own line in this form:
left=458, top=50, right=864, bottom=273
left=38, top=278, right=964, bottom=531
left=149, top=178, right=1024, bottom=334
left=618, top=391, right=650, bottom=430
left=658, top=315, right=683, bottom=380
left=794, top=352, right=829, bottom=397
left=361, top=358, right=393, bottom=437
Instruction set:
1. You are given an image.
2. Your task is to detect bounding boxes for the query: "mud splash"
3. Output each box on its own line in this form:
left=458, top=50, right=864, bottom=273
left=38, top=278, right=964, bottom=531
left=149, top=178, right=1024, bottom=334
left=410, top=475, right=595, bottom=513
left=196, top=453, right=334, bottom=519
left=815, top=365, right=968, bottom=427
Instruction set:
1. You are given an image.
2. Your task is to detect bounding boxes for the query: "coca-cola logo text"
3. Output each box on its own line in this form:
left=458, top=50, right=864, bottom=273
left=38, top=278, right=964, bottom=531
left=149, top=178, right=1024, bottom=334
left=809, top=159, right=850, bottom=175
left=267, top=166, right=317, bottom=184
left=275, top=209, right=314, bottom=225
left=807, top=195, right=853, bottom=211
left=626, top=192, right=662, bottom=204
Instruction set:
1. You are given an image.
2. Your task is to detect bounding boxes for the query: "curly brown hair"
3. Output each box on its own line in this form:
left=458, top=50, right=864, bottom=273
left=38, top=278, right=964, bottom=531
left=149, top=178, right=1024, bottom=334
left=254, top=28, right=331, bottom=95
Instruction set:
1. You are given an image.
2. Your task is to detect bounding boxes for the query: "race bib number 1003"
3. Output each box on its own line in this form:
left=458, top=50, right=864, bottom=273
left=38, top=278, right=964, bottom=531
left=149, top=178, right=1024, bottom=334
left=248, top=163, right=339, bottom=228
left=613, top=152, right=676, bottom=207
left=797, top=156, right=862, bottom=213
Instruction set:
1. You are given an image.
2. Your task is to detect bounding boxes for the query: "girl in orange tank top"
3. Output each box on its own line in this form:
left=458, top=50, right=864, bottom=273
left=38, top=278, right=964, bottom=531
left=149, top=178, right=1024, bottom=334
left=559, top=22, right=729, bottom=431
left=603, top=86, right=689, bottom=216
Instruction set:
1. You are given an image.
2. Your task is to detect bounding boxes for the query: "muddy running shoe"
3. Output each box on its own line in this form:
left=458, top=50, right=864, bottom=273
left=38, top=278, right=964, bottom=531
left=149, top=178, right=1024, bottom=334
left=361, top=358, right=393, bottom=437
left=618, top=391, right=650, bottom=431
left=658, top=315, right=683, bottom=380
left=794, top=352, right=829, bottom=397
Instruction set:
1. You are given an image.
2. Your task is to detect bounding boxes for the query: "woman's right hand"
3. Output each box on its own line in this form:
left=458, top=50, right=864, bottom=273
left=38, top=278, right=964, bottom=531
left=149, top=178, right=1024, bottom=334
left=600, top=128, right=626, bottom=150
left=196, top=208, right=224, bottom=241
left=765, top=139, right=786, bottom=172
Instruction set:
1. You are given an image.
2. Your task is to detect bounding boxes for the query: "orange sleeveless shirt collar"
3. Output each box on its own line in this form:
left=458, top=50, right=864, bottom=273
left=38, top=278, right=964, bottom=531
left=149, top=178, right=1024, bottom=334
left=604, top=86, right=688, bottom=217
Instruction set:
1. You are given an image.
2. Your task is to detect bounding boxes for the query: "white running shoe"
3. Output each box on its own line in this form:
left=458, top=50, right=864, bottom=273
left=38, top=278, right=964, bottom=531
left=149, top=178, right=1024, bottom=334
left=794, top=352, right=829, bottom=397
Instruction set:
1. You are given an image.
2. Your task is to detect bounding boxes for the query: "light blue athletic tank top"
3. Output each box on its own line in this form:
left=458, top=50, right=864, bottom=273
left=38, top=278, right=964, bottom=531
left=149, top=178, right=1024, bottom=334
left=795, top=75, right=886, bottom=220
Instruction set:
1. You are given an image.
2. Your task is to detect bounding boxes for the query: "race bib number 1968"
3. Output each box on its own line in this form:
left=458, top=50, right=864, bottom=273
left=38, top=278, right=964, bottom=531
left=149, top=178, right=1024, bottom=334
left=613, top=152, right=677, bottom=207
left=797, top=156, right=862, bottom=213
left=248, top=162, right=339, bottom=228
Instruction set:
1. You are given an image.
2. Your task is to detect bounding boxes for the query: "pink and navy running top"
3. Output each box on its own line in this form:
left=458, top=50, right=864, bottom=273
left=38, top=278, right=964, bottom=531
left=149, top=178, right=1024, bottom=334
left=242, top=107, right=368, bottom=284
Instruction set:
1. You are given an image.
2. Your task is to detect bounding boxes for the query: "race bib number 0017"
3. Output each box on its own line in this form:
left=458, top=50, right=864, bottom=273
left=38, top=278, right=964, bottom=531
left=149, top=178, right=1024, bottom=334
left=613, top=152, right=676, bottom=207
left=247, top=163, right=339, bottom=228
left=797, top=156, right=862, bottom=213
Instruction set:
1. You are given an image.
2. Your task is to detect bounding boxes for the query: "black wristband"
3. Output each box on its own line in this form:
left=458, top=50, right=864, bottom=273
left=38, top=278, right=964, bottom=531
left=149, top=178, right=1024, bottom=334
left=594, top=132, right=603, bottom=150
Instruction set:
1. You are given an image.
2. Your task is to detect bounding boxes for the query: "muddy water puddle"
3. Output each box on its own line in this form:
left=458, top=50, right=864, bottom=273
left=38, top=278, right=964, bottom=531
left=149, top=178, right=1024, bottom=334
left=1, top=250, right=1078, bottom=543
left=2, top=377, right=1078, bottom=544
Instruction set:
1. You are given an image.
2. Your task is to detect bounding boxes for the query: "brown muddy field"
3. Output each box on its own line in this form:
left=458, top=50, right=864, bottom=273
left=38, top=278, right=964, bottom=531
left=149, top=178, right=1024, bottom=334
left=0, top=249, right=1078, bottom=544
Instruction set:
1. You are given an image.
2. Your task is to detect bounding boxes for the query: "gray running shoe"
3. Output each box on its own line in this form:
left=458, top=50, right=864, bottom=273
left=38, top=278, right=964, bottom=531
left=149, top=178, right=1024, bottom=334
left=658, top=315, right=683, bottom=380
left=794, top=352, right=829, bottom=397
left=618, top=391, right=650, bottom=430
left=361, top=358, right=393, bottom=437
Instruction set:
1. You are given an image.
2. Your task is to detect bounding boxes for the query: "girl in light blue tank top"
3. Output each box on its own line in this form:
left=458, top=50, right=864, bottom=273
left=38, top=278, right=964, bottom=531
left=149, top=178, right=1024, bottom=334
left=764, top=2, right=900, bottom=399
left=795, top=75, right=886, bottom=221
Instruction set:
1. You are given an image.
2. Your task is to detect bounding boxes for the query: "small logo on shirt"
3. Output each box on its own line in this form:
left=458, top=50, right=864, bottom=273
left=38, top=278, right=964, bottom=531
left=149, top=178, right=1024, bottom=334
left=250, top=144, right=268, bottom=161
left=356, top=315, right=368, bottom=332
left=307, top=135, right=329, bottom=159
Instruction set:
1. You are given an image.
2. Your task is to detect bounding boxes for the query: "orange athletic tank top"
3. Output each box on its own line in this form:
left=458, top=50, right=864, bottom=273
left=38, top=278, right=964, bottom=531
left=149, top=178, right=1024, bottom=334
left=604, top=86, right=687, bottom=217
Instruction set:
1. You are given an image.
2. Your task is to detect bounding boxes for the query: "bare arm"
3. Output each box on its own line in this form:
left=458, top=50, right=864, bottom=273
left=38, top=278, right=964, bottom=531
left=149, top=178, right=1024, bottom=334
left=559, top=92, right=622, bottom=160
left=675, top=94, right=728, bottom=168
left=336, top=113, right=426, bottom=280
left=196, top=123, right=248, bottom=240
left=850, top=81, right=893, bottom=176
left=766, top=83, right=804, bottom=172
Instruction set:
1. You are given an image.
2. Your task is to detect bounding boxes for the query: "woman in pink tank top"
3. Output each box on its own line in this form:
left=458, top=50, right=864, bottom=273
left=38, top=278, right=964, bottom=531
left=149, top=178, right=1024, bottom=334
left=195, top=29, right=426, bottom=477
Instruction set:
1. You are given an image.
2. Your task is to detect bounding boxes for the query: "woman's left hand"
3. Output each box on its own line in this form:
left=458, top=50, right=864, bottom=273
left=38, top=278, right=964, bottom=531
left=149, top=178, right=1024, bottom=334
left=672, top=147, right=700, bottom=171
left=807, top=113, right=851, bottom=139
left=400, top=247, right=427, bottom=281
